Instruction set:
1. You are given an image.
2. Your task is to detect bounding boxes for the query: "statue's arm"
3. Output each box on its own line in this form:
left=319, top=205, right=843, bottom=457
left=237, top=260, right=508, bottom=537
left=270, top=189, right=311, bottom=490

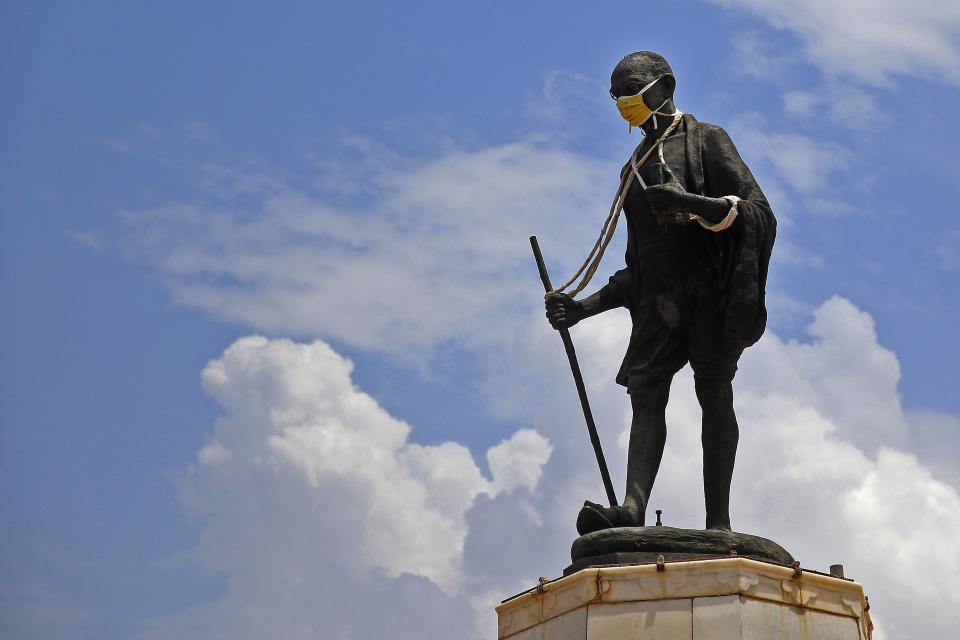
left=546, top=251, right=635, bottom=330
left=677, top=194, right=734, bottom=225
left=578, top=272, right=629, bottom=318
left=645, top=124, right=773, bottom=228
left=545, top=275, right=627, bottom=330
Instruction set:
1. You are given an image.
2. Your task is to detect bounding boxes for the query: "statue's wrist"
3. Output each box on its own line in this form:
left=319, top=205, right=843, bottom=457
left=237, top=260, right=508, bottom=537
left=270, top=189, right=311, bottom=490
left=578, top=297, right=598, bottom=318
left=687, top=195, right=730, bottom=224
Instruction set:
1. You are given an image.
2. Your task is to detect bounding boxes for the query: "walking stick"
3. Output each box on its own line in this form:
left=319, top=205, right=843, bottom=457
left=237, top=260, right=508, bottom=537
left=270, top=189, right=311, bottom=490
left=530, top=235, right=618, bottom=507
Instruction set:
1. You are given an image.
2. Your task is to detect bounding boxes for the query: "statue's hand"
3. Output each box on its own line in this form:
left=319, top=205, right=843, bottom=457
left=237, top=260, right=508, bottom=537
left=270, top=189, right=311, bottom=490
left=545, top=293, right=585, bottom=330
left=644, top=183, right=691, bottom=222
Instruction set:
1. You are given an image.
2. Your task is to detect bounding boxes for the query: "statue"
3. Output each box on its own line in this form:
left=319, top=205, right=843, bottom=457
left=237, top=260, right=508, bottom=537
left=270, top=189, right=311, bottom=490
left=543, top=51, right=776, bottom=537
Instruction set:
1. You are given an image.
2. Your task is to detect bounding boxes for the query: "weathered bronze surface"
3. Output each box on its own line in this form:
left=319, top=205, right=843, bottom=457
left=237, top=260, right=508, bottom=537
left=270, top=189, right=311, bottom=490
left=565, top=526, right=794, bottom=575
left=544, top=51, right=777, bottom=535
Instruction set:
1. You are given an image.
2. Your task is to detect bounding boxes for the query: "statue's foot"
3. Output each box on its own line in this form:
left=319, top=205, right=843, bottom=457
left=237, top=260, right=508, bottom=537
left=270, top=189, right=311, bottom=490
left=705, top=517, right=732, bottom=531
left=577, top=501, right=643, bottom=535
left=577, top=501, right=618, bottom=535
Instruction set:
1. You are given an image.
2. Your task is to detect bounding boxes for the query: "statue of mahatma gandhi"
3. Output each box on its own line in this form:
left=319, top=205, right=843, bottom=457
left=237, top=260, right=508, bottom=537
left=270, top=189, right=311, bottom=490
left=544, top=51, right=776, bottom=536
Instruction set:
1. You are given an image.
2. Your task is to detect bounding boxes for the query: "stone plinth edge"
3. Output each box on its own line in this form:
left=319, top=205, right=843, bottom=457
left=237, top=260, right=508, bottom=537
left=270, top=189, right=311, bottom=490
left=496, top=557, right=871, bottom=640
left=569, top=526, right=794, bottom=573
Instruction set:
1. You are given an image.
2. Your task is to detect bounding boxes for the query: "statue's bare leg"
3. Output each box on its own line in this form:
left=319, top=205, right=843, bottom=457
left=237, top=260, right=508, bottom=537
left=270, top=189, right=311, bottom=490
left=622, top=375, right=673, bottom=526
left=695, top=374, right=738, bottom=530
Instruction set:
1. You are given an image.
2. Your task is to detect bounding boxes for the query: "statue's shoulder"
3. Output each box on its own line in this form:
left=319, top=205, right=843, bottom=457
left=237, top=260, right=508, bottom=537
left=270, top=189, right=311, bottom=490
left=687, top=117, right=734, bottom=146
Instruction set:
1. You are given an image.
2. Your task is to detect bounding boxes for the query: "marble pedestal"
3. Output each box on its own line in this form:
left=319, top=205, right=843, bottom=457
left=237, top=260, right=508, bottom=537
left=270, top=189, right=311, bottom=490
left=496, top=558, right=872, bottom=639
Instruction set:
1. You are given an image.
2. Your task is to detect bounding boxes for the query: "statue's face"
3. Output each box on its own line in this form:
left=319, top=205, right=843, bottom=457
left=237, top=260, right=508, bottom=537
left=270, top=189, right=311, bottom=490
left=610, top=59, right=674, bottom=110
left=610, top=63, right=654, bottom=100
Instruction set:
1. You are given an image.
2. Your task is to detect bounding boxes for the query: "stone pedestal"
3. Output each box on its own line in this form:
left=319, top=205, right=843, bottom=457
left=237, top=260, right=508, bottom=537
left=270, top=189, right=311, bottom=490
left=496, top=558, right=872, bottom=639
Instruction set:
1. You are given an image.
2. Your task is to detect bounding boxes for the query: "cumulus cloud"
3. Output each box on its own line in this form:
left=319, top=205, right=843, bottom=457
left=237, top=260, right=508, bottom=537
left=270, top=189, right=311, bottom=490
left=146, top=336, right=551, bottom=639
left=740, top=296, right=907, bottom=450
left=710, top=0, right=960, bottom=86
left=152, top=299, right=960, bottom=639
left=487, top=429, right=553, bottom=495
left=904, top=411, right=960, bottom=489
left=194, top=336, right=549, bottom=592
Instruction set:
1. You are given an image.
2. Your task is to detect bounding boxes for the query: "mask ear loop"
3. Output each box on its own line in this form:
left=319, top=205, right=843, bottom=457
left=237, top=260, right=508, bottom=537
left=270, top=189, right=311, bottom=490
left=650, top=95, right=675, bottom=130
left=643, top=75, right=672, bottom=130
left=618, top=75, right=662, bottom=133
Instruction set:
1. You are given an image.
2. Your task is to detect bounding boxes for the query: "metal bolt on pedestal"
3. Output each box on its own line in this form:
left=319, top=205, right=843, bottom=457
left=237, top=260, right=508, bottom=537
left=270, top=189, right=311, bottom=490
left=655, top=509, right=662, bottom=526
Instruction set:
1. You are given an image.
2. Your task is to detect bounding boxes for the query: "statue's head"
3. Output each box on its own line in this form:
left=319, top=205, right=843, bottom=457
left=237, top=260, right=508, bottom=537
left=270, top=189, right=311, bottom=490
left=610, top=52, right=677, bottom=128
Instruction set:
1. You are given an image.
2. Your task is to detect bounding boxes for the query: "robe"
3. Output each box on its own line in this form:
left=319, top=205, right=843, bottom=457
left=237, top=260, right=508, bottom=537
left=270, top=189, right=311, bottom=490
left=598, top=114, right=776, bottom=387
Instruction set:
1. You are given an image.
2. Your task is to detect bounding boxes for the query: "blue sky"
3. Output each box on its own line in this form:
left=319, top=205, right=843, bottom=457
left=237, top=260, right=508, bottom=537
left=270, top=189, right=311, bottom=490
left=2, top=2, right=959, bottom=638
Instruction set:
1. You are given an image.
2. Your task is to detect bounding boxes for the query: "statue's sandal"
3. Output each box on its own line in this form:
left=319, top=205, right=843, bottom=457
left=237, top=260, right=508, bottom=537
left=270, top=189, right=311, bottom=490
left=577, top=501, right=627, bottom=535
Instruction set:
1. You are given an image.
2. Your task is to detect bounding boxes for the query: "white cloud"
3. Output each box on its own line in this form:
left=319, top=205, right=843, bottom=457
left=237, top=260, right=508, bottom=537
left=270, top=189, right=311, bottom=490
left=730, top=31, right=801, bottom=82
left=487, top=429, right=553, bottom=495
left=152, top=299, right=960, bottom=639
left=711, top=0, right=960, bottom=86
left=123, top=117, right=859, bottom=375
left=715, top=116, right=861, bottom=225
left=524, top=70, right=609, bottom=129
left=740, top=296, right=907, bottom=450
left=728, top=31, right=884, bottom=129
left=146, top=336, right=551, bottom=639
left=730, top=119, right=850, bottom=195
left=905, top=411, right=960, bottom=488
left=194, top=336, right=550, bottom=593
left=771, top=241, right=825, bottom=270
left=781, top=86, right=882, bottom=129
left=123, top=141, right=613, bottom=358
left=505, top=297, right=960, bottom=639
left=783, top=90, right=818, bottom=118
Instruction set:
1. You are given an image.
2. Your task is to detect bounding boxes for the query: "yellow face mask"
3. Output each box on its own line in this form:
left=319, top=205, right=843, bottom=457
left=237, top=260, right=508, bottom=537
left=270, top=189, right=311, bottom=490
left=615, top=76, right=671, bottom=128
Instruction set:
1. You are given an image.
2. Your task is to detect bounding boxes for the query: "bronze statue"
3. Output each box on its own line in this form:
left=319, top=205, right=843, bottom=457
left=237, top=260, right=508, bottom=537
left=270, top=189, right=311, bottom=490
left=545, top=51, right=776, bottom=535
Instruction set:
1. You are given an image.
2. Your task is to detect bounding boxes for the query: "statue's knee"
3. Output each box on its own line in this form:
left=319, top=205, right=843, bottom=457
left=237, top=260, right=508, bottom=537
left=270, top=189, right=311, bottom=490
left=628, top=374, right=672, bottom=411
left=691, top=357, right=738, bottom=383
left=694, top=376, right=731, bottom=397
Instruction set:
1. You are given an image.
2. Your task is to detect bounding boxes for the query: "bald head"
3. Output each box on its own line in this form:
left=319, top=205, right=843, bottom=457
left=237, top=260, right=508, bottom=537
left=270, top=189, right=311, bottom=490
left=610, top=51, right=676, bottom=103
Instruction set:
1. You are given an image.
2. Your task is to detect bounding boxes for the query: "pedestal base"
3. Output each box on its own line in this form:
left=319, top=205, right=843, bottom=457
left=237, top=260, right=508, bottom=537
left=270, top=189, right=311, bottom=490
left=496, top=558, right=871, bottom=639
left=567, top=526, right=794, bottom=575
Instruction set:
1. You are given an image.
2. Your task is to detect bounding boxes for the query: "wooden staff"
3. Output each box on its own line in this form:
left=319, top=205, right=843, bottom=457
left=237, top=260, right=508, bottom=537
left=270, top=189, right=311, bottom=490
left=530, top=235, right=618, bottom=507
